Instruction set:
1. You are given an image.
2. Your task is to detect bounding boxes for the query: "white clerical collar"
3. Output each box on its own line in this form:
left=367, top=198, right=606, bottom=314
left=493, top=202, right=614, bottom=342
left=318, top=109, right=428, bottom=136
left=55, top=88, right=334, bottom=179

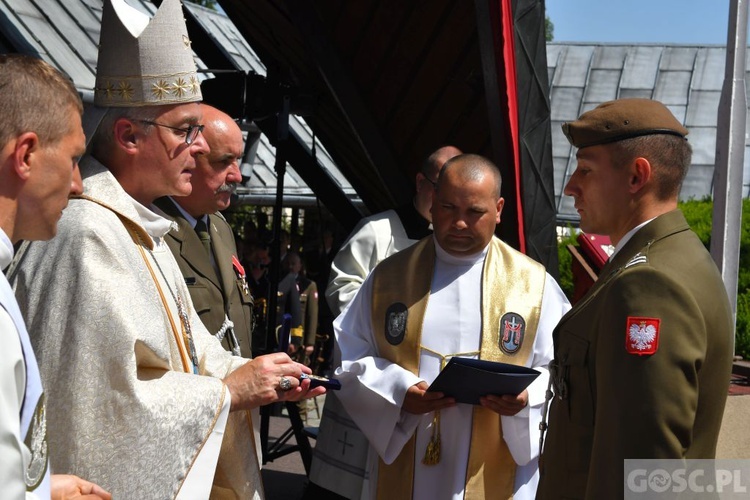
left=130, top=195, right=175, bottom=238
left=433, top=235, right=488, bottom=266
left=0, top=228, right=13, bottom=269
left=168, top=196, right=205, bottom=228
left=611, top=217, right=656, bottom=259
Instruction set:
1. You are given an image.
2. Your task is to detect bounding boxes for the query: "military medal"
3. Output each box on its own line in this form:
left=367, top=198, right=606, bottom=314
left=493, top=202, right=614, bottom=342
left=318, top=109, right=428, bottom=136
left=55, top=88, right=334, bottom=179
left=232, top=255, right=250, bottom=296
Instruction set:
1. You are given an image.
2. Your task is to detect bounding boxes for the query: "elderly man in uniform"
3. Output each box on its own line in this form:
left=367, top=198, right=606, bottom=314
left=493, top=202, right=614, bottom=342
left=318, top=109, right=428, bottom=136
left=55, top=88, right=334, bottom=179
left=537, top=99, right=734, bottom=499
left=154, top=105, right=254, bottom=358
left=9, top=1, right=323, bottom=498
left=334, top=154, right=570, bottom=499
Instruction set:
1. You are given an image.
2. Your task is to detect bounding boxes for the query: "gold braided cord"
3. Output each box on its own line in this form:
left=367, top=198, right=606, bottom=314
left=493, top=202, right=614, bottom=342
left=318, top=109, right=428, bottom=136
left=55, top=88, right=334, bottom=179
left=419, top=346, right=481, bottom=367
left=418, top=347, right=480, bottom=465
left=125, top=222, right=192, bottom=373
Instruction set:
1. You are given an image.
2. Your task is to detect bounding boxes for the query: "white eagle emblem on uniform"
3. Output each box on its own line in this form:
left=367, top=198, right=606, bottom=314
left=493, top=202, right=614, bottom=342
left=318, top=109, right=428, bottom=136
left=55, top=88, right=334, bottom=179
left=629, top=322, right=657, bottom=351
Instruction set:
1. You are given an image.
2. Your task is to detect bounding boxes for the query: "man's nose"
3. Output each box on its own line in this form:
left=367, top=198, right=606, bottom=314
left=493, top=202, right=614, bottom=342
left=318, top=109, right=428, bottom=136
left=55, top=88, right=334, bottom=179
left=70, top=164, right=83, bottom=196
left=563, top=177, right=576, bottom=197
left=190, top=131, right=210, bottom=155
left=227, top=161, right=242, bottom=183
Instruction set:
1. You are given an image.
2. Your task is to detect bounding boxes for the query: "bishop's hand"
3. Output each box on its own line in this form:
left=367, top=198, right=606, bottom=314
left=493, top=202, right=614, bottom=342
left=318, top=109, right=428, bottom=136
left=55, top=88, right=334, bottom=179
left=223, top=352, right=326, bottom=411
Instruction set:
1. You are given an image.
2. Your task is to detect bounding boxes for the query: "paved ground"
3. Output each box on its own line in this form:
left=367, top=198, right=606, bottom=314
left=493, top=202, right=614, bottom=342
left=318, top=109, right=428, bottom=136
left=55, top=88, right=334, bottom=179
left=717, top=374, right=750, bottom=459
left=261, top=397, right=322, bottom=500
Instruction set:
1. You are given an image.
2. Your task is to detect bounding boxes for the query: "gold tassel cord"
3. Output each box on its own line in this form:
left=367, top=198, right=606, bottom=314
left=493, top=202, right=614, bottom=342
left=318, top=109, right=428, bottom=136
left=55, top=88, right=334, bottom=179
left=418, top=347, right=480, bottom=466
left=422, top=409, right=441, bottom=465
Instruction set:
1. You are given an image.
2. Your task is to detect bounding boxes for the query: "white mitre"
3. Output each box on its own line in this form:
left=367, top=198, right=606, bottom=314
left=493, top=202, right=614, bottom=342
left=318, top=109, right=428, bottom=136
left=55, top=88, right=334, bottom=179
left=94, top=0, right=202, bottom=107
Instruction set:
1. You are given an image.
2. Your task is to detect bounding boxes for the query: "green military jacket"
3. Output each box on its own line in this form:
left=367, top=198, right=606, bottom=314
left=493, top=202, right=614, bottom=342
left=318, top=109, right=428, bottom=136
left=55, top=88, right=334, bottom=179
left=154, top=197, right=254, bottom=358
left=538, top=209, right=734, bottom=499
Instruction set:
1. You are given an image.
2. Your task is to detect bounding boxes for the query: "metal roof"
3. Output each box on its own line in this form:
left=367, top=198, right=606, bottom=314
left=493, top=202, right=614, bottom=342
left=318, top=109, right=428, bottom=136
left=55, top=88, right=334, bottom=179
left=0, top=0, right=358, bottom=208
left=182, top=1, right=358, bottom=207
left=2, top=3, right=748, bottom=220
left=547, top=43, right=750, bottom=220
left=201, top=0, right=558, bottom=261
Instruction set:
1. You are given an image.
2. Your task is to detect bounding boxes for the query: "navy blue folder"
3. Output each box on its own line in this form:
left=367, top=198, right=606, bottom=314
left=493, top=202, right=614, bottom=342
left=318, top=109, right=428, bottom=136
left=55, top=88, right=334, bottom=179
left=427, top=357, right=540, bottom=405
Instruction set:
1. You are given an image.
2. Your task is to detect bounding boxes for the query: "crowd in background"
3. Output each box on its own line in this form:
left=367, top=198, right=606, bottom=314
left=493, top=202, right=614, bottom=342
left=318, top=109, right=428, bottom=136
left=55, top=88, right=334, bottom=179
left=236, top=215, right=340, bottom=376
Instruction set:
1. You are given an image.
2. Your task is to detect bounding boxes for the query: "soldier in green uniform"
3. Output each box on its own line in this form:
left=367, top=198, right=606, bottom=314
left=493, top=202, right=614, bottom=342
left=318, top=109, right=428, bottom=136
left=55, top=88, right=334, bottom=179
left=155, top=105, right=254, bottom=358
left=537, top=99, right=734, bottom=499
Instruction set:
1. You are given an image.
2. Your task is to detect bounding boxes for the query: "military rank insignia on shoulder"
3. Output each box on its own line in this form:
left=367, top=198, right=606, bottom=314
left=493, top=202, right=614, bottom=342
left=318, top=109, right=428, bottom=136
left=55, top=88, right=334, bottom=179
left=624, top=252, right=648, bottom=269
left=625, top=316, right=660, bottom=355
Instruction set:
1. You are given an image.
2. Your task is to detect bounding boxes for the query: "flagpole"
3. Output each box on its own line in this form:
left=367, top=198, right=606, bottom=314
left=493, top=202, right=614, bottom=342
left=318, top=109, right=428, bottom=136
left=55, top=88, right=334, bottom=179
left=711, top=0, right=748, bottom=351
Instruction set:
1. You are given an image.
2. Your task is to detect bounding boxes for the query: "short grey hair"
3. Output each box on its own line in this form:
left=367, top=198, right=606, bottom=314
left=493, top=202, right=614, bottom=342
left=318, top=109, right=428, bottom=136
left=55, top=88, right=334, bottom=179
left=90, top=105, right=165, bottom=161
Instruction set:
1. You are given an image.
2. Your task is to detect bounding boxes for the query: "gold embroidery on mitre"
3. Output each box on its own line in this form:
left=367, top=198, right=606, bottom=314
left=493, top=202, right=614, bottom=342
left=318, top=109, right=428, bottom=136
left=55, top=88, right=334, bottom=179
left=94, top=0, right=202, bottom=106
left=152, top=80, right=172, bottom=99
left=189, top=76, right=200, bottom=95
left=172, top=77, right=189, bottom=98
left=103, top=81, right=115, bottom=99
left=117, top=81, right=134, bottom=100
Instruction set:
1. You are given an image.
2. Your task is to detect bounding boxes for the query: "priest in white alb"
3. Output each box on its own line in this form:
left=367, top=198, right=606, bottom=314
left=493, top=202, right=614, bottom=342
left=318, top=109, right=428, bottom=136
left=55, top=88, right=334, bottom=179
left=335, top=154, right=570, bottom=499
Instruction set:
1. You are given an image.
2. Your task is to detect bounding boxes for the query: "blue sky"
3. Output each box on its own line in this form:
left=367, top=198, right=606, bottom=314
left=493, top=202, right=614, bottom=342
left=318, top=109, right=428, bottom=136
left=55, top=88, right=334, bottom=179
left=546, top=0, right=737, bottom=44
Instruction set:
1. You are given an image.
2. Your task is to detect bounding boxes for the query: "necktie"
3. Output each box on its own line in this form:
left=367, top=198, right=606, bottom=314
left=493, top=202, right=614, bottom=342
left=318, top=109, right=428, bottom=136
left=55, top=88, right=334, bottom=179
left=195, top=218, right=211, bottom=256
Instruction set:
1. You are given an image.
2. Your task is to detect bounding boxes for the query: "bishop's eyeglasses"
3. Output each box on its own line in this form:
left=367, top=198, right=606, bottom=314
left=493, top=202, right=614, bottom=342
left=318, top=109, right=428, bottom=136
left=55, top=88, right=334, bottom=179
left=138, top=120, right=205, bottom=145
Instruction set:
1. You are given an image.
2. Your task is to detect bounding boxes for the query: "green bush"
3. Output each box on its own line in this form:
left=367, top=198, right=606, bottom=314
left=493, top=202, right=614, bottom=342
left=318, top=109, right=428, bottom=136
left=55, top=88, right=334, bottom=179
left=557, top=228, right=576, bottom=299
left=559, top=198, right=750, bottom=360
left=736, top=293, right=750, bottom=361
left=682, top=198, right=750, bottom=360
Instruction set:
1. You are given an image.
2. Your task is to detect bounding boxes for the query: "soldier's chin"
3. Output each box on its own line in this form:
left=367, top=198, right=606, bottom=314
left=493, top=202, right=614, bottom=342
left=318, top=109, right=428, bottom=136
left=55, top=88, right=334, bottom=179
left=216, top=192, right=232, bottom=208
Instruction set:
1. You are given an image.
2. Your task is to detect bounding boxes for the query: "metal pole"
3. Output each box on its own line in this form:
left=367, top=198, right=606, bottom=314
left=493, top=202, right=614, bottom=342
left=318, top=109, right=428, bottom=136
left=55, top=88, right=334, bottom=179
left=260, top=94, right=291, bottom=464
left=267, top=94, right=292, bottom=352
left=711, top=0, right=748, bottom=348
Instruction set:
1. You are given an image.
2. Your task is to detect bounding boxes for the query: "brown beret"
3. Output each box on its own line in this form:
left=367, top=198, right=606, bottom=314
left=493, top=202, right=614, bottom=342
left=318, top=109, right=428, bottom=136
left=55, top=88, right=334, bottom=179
left=562, top=98, right=688, bottom=148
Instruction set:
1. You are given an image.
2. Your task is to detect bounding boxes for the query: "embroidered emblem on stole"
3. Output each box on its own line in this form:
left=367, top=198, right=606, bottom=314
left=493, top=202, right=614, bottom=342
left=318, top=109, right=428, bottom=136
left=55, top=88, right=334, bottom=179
left=24, top=394, right=48, bottom=488
left=385, top=302, right=408, bottom=345
left=499, top=312, right=525, bottom=354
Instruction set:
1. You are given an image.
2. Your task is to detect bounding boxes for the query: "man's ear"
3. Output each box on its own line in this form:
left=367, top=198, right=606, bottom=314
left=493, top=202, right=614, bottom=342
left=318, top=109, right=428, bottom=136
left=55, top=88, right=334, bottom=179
left=113, top=118, right=139, bottom=153
left=415, top=172, right=427, bottom=194
left=629, top=157, right=652, bottom=193
left=496, top=197, right=505, bottom=224
left=12, top=132, right=40, bottom=180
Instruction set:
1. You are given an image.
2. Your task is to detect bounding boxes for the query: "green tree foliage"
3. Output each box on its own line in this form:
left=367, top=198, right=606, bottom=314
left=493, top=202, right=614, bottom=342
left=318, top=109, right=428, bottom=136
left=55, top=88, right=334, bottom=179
left=681, top=198, right=750, bottom=359
left=557, top=228, right=576, bottom=298
left=545, top=16, right=554, bottom=42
